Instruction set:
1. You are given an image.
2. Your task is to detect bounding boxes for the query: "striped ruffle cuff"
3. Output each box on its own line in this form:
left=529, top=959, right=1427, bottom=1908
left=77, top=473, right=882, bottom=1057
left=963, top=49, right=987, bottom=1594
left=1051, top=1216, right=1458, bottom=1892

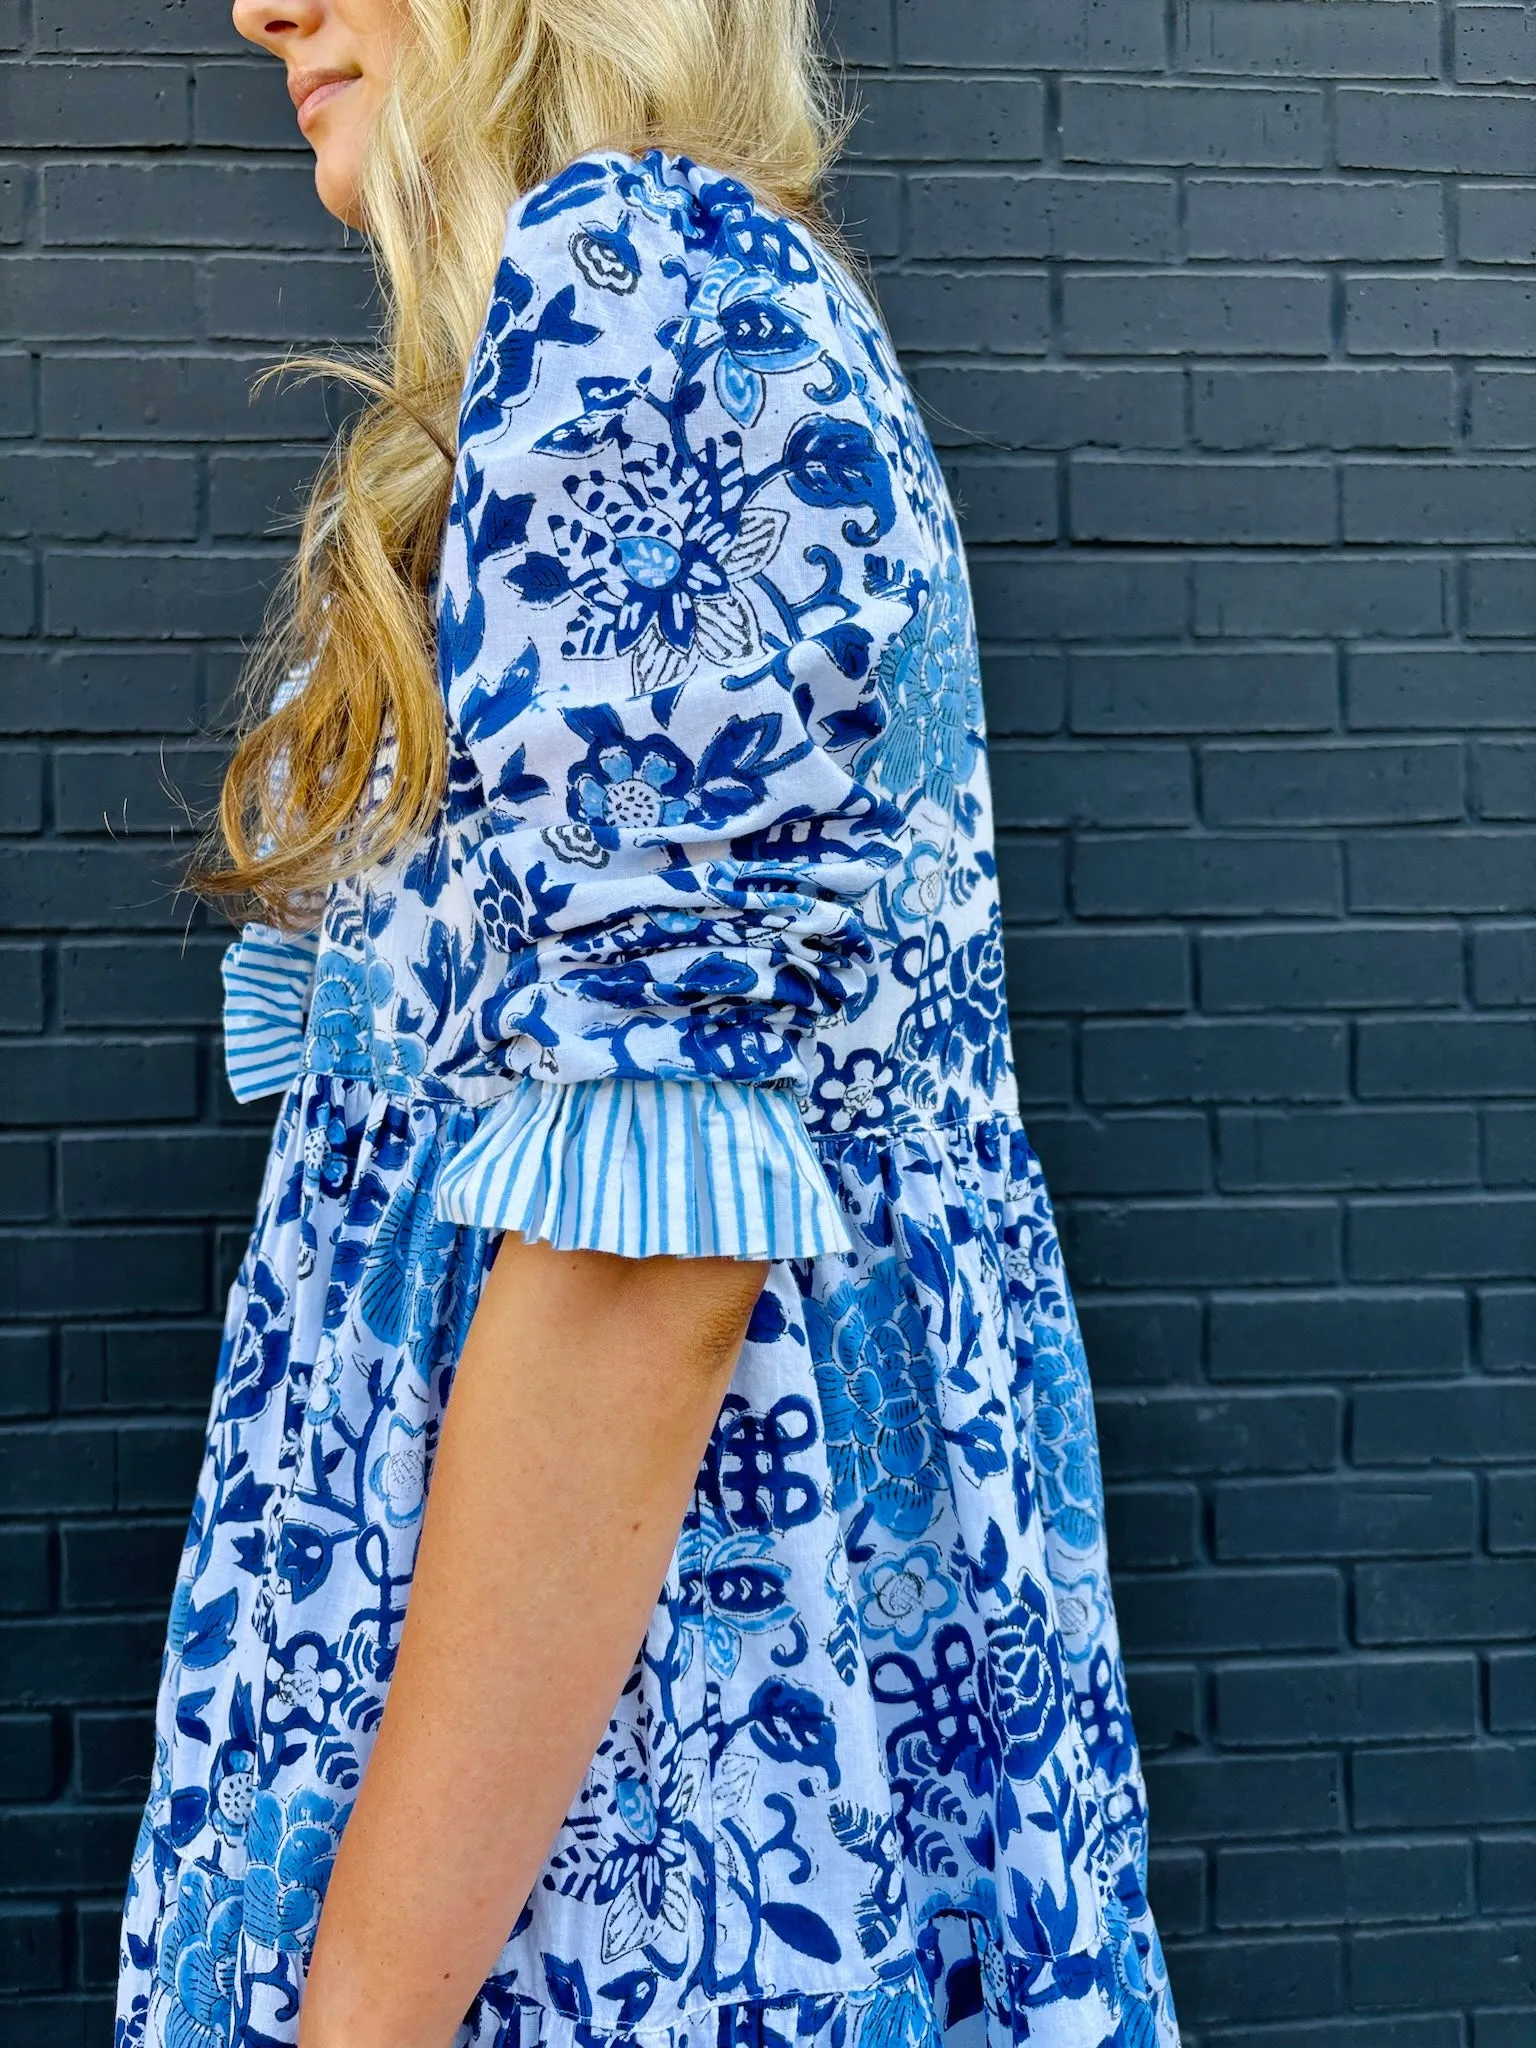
left=435, top=1075, right=853, bottom=1261
left=221, top=924, right=319, bottom=1103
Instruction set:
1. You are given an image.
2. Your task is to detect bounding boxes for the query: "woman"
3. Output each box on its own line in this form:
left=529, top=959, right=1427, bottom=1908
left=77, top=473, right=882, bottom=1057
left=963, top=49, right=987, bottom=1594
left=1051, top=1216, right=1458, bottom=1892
left=115, top=3, right=1178, bottom=2045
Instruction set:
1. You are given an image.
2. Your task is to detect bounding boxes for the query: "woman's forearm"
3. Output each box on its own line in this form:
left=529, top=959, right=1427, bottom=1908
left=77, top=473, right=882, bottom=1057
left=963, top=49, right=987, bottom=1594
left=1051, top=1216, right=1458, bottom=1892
left=297, top=1234, right=769, bottom=2048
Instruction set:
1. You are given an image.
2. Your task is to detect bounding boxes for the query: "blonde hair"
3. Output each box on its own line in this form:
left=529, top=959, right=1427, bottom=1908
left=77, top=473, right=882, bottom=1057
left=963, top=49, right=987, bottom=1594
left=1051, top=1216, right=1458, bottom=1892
left=194, top=0, right=852, bottom=925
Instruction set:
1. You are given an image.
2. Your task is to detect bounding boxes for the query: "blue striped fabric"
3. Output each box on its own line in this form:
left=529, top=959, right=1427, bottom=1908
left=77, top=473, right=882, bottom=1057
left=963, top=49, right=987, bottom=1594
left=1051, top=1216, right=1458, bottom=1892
left=220, top=924, right=319, bottom=1103
left=436, top=1074, right=853, bottom=1261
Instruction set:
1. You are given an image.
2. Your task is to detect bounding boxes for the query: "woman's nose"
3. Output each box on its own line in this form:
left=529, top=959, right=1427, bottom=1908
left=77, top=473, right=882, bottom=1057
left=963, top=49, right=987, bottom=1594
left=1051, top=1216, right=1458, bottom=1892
left=231, top=0, right=324, bottom=52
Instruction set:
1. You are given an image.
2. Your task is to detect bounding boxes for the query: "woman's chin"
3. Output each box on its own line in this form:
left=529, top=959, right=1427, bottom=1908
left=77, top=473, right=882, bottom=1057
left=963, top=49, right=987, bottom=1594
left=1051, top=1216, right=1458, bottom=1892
left=313, top=151, right=365, bottom=229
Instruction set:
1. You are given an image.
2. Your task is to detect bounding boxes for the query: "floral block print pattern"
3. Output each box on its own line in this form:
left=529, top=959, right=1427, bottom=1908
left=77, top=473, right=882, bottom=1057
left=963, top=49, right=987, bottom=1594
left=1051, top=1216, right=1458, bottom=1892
left=116, top=149, right=1178, bottom=2048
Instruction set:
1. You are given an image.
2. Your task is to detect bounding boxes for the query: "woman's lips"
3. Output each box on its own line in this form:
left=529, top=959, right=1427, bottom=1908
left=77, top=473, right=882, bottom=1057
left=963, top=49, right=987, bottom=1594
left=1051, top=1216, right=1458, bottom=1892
left=290, top=71, right=357, bottom=134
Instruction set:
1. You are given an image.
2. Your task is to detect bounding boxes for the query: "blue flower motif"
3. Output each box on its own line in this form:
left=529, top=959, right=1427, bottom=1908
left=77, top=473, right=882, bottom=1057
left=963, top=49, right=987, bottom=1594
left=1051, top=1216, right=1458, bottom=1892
left=307, top=950, right=392, bottom=1081
left=220, top=1254, right=289, bottom=1423
left=573, top=736, right=692, bottom=835
left=808, top=1258, right=945, bottom=1536
left=570, top=216, right=640, bottom=294
left=262, top=1631, right=344, bottom=1736
left=809, top=1045, right=899, bottom=1136
left=857, top=1543, right=957, bottom=1650
left=979, top=1576, right=1069, bottom=1786
left=156, top=1863, right=241, bottom=2048
left=1030, top=1323, right=1104, bottom=1554
left=368, top=1411, right=427, bottom=1529
left=856, top=558, right=983, bottom=815
left=208, top=1740, right=258, bottom=1845
left=242, top=1786, right=339, bottom=1953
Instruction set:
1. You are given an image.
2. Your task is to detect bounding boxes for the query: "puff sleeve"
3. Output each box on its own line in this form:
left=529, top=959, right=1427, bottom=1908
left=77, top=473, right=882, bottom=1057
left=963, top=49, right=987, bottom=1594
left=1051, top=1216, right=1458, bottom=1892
left=431, top=153, right=915, bottom=1259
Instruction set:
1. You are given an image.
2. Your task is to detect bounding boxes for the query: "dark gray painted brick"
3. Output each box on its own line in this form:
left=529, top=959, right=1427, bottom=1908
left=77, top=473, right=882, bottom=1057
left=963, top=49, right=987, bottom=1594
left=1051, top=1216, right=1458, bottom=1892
left=1114, top=1563, right=1343, bottom=1654
left=909, top=173, right=1175, bottom=261
left=60, top=1131, right=268, bottom=1220
left=1459, top=183, right=1536, bottom=267
left=1352, top=1745, right=1536, bottom=1832
left=1357, top=1018, right=1536, bottom=1099
left=1357, top=1560, right=1536, bottom=1645
left=1147, top=1752, right=1345, bottom=1839
left=1071, top=456, right=1334, bottom=546
left=1337, top=88, right=1536, bottom=176
left=1469, top=369, right=1536, bottom=449
left=1347, top=274, right=1536, bottom=358
left=1488, top=1471, right=1536, bottom=1554
left=1201, top=927, right=1464, bottom=1013
left=1348, top=834, right=1536, bottom=916
left=1184, top=0, right=1439, bottom=79
left=1067, top=1199, right=1340, bottom=1288
left=1348, top=1195, right=1536, bottom=1283
left=1216, top=1838, right=1472, bottom=1927
left=850, top=79, right=1045, bottom=163
left=1208, top=1290, right=1468, bottom=1381
left=1195, top=555, right=1451, bottom=638
left=1191, top=366, right=1456, bottom=452
left=1348, top=648, right=1536, bottom=729
left=1070, top=647, right=1339, bottom=733
left=1213, top=1653, right=1477, bottom=1746
left=895, top=0, right=1165, bottom=71
left=873, top=269, right=1051, bottom=355
left=1064, top=269, right=1331, bottom=355
left=1345, top=461, right=1536, bottom=545
left=0, top=254, right=198, bottom=339
left=41, top=161, right=339, bottom=248
left=914, top=364, right=1186, bottom=451
left=1062, top=80, right=1326, bottom=168
left=42, top=547, right=279, bottom=640
left=992, top=744, right=1193, bottom=828
left=1466, top=559, right=1536, bottom=641
left=60, top=1323, right=218, bottom=1412
left=1099, top=1388, right=1339, bottom=1478
left=941, top=456, right=1057, bottom=544
left=1474, top=745, right=1536, bottom=823
left=1075, top=1295, right=1204, bottom=1387
left=1490, top=1651, right=1536, bottom=1735
left=970, top=553, right=1186, bottom=640
left=1162, top=1934, right=1344, bottom=2022
left=1214, top=1473, right=1477, bottom=1559
left=1005, top=929, right=1191, bottom=1013
left=1187, top=177, right=1443, bottom=262
left=1486, top=1105, right=1536, bottom=1187
left=1219, top=1105, right=1474, bottom=1190
left=0, top=451, right=196, bottom=543
left=203, top=251, right=376, bottom=342
left=1202, top=741, right=1462, bottom=826
left=1082, top=1018, right=1348, bottom=1103
left=41, top=350, right=333, bottom=441
left=1458, top=5, right=1536, bottom=84
left=0, top=61, right=185, bottom=146
left=1074, top=838, right=1344, bottom=919
left=1354, top=1382, right=1536, bottom=1467
left=1104, top=1482, right=1201, bottom=1570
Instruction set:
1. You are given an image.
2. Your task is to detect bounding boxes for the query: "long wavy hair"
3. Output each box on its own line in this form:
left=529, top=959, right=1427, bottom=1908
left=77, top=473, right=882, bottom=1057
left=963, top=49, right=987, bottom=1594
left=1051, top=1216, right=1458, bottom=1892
left=192, top=0, right=852, bottom=926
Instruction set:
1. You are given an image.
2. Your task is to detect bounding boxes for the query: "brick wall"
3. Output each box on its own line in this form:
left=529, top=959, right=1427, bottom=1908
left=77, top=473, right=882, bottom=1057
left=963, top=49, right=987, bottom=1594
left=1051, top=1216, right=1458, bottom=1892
left=2, top=0, right=1534, bottom=2038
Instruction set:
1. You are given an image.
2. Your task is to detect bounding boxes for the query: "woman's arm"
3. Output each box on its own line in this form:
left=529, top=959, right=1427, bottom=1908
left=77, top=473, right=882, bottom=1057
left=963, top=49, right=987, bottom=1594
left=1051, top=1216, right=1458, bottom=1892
left=298, top=1235, right=769, bottom=2048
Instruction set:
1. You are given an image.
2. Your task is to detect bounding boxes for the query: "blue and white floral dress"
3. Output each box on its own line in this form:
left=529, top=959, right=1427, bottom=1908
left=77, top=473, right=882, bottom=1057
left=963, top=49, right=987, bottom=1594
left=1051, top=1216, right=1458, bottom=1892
left=116, top=149, right=1178, bottom=2048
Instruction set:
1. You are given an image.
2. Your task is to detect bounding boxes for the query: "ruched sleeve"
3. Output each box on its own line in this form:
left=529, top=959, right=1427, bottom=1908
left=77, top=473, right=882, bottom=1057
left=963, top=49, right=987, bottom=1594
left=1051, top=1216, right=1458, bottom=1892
left=220, top=923, right=319, bottom=1103
left=431, top=152, right=917, bottom=1257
